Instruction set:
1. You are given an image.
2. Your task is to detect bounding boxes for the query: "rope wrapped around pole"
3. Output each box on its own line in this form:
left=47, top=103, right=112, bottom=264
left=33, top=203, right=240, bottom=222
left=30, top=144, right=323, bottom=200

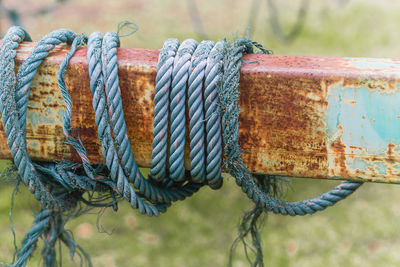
left=0, top=25, right=362, bottom=266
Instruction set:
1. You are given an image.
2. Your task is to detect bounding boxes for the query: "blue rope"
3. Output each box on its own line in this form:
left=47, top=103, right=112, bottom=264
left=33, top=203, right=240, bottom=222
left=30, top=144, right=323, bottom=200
left=15, top=29, right=76, bottom=139
left=87, top=31, right=152, bottom=211
left=187, top=40, right=213, bottom=183
left=0, top=27, right=64, bottom=210
left=219, top=37, right=362, bottom=216
left=91, top=32, right=201, bottom=205
left=149, top=38, right=179, bottom=182
left=203, top=41, right=224, bottom=189
left=60, top=32, right=166, bottom=216
left=0, top=26, right=362, bottom=266
left=169, top=39, right=198, bottom=182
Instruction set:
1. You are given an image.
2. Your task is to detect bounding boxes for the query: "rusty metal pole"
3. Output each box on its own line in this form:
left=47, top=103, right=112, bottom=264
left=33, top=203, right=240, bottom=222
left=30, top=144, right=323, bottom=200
left=3, top=42, right=400, bottom=183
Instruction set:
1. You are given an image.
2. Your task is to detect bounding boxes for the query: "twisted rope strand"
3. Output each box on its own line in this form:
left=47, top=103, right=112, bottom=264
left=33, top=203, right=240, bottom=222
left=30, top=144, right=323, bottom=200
left=58, top=34, right=98, bottom=180
left=187, top=40, right=213, bottom=183
left=149, top=38, right=179, bottom=182
left=203, top=41, right=224, bottom=189
left=11, top=209, right=52, bottom=267
left=169, top=39, right=198, bottom=182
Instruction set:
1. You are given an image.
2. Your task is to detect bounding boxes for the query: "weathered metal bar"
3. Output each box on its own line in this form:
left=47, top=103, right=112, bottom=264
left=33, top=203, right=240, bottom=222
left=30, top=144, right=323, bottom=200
left=2, top=42, right=400, bottom=183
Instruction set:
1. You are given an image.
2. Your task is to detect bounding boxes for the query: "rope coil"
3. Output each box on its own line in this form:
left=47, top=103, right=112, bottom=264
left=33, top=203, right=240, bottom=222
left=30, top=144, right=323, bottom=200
left=0, top=26, right=362, bottom=266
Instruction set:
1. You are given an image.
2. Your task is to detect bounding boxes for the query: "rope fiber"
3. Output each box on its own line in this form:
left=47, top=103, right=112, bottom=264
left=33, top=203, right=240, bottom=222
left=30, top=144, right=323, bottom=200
left=0, top=26, right=362, bottom=266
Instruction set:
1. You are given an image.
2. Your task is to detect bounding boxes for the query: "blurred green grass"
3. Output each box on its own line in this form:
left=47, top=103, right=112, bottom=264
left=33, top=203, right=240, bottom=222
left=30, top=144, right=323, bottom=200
left=1, top=0, right=400, bottom=266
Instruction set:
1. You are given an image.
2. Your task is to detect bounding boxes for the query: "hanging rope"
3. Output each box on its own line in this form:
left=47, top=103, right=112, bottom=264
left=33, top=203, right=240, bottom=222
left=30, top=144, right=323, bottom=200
left=246, top=0, right=309, bottom=43
left=266, top=0, right=309, bottom=44
left=219, top=38, right=362, bottom=216
left=186, top=0, right=209, bottom=40
left=0, top=25, right=362, bottom=266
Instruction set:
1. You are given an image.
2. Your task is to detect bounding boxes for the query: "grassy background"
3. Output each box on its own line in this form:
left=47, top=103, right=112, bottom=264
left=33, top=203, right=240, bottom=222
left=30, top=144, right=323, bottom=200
left=1, top=0, right=400, bottom=266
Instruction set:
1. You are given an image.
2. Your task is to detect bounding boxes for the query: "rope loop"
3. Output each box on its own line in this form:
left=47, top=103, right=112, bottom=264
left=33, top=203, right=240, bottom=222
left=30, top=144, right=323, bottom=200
left=219, top=37, right=362, bottom=216
left=117, top=21, right=139, bottom=38
left=0, top=26, right=363, bottom=266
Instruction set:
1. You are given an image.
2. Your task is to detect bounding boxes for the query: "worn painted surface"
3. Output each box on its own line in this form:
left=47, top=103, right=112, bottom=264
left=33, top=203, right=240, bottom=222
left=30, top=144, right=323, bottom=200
left=1, top=43, right=400, bottom=183
left=325, top=77, right=400, bottom=182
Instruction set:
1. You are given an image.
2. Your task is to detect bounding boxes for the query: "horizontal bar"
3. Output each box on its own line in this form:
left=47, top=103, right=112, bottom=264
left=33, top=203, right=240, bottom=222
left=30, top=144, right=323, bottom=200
left=2, top=42, right=400, bottom=183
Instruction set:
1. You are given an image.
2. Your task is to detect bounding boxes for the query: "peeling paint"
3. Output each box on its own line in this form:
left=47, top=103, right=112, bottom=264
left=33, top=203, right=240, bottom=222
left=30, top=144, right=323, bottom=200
left=326, top=78, right=400, bottom=180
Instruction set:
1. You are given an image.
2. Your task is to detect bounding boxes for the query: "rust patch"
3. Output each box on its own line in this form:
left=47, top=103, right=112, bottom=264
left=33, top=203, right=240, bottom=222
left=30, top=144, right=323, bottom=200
left=343, top=78, right=397, bottom=92
left=387, top=143, right=396, bottom=163
left=329, top=137, right=348, bottom=176
left=238, top=68, right=329, bottom=179
left=343, top=98, right=357, bottom=105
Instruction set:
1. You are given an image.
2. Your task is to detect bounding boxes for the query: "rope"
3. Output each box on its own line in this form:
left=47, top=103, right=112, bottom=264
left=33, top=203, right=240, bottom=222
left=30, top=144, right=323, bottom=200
left=188, top=40, right=213, bottom=183
left=219, top=37, right=362, bottom=216
left=61, top=32, right=166, bottom=216
left=266, top=0, right=309, bottom=44
left=16, top=29, right=76, bottom=139
left=90, top=32, right=201, bottom=205
left=0, top=27, right=64, bottom=211
left=204, top=41, right=224, bottom=189
left=0, top=25, right=362, bottom=266
left=12, top=209, right=53, bottom=267
left=169, top=39, right=198, bottom=182
left=10, top=209, right=91, bottom=267
left=149, top=38, right=179, bottom=182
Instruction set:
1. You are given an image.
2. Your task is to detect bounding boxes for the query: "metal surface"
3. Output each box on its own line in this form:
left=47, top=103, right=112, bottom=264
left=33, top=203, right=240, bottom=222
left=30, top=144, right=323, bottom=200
left=3, top=42, right=400, bottom=183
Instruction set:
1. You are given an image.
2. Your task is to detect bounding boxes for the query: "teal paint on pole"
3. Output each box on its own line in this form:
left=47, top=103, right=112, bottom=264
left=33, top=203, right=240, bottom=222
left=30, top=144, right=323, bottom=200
left=326, top=78, right=400, bottom=180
